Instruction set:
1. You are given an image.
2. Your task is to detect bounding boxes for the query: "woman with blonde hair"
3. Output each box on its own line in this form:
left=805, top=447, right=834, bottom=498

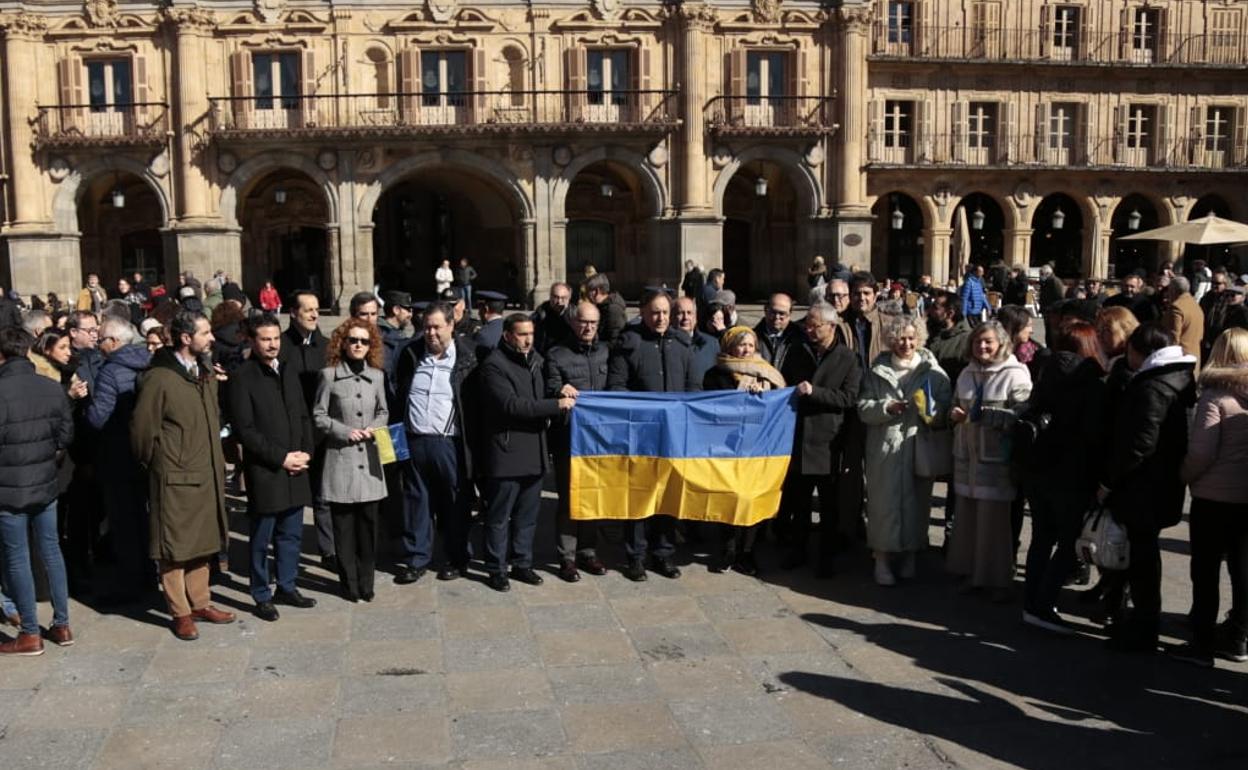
left=1174, top=327, right=1248, bottom=666
left=703, top=326, right=785, bottom=573
left=859, top=315, right=952, bottom=586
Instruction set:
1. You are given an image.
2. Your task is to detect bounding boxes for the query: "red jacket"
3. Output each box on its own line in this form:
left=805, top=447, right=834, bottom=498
left=259, top=287, right=281, bottom=311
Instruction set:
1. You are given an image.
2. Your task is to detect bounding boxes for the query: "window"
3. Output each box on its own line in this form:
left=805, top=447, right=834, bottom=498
left=587, top=49, right=629, bottom=106
left=1209, top=11, right=1240, bottom=63
left=253, top=52, right=300, bottom=110
left=745, top=52, right=785, bottom=104
left=1205, top=106, right=1232, bottom=152
left=1131, top=8, right=1160, bottom=63
left=968, top=102, right=996, bottom=149
left=421, top=50, right=467, bottom=106
left=884, top=100, right=912, bottom=148
left=1049, top=103, right=1076, bottom=151
left=86, top=59, right=132, bottom=111
left=1126, top=105, right=1152, bottom=149
left=1052, top=6, right=1080, bottom=59
left=888, top=2, right=913, bottom=44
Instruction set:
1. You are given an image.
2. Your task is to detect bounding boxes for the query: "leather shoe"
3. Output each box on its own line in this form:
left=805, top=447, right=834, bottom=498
left=3, top=611, right=20, bottom=627
left=0, top=632, right=45, bottom=656
left=650, top=557, right=681, bottom=579
left=437, top=565, right=467, bottom=581
left=254, top=601, right=281, bottom=622
left=487, top=573, right=511, bottom=592
left=46, top=624, right=74, bottom=647
left=577, top=555, right=607, bottom=576
left=558, top=560, right=581, bottom=583
left=275, top=589, right=317, bottom=609
left=510, top=567, right=544, bottom=586
left=395, top=566, right=426, bottom=585
left=191, top=605, right=236, bottom=624
left=733, top=552, right=760, bottom=577
left=321, top=554, right=339, bottom=574
left=171, top=615, right=199, bottom=641
left=622, top=560, right=648, bottom=582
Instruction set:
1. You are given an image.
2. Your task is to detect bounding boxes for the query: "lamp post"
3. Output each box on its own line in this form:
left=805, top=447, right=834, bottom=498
left=971, top=207, right=985, bottom=231
left=274, top=187, right=287, bottom=205
left=891, top=205, right=904, bottom=231
left=1051, top=207, right=1066, bottom=230
left=1127, top=208, right=1142, bottom=231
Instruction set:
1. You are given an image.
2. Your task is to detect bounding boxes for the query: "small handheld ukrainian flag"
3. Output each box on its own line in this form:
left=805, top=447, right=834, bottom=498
left=569, top=389, right=798, bottom=527
left=912, top=379, right=938, bottom=425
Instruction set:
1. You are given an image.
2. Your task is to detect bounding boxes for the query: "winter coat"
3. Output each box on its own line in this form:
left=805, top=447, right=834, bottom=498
left=681, top=268, right=705, bottom=300
left=0, top=296, right=21, bottom=329
left=597, top=292, right=628, bottom=346
left=479, top=344, right=561, bottom=478
left=780, top=342, right=862, bottom=475
left=959, top=276, right=988, bottom=320
left=259, top=286, right=281, bottom=312
left=130, top=348, right=228, bottom=562
left=1182, top=364, right=1248, bottom=504
left=29, top=351, right=62, bottom=383
left=0, top=358, right=72, bottom=511
left=688, top=330, right=719, bottom=385
left=280, top=324, right=329, bottom=413
left=1039, top=275, right=1065, bottom=310
left=607, top=326, right=701, bottom=394
left=85, top=344, right=150, bottom=475
left=702, top=356, right=786, bottom=392
left=753, top=320, right=800, bottom=373
left=474, top=317, right=503, bottom=361
left=393, top=336, right=478, bottom=479
left=952, top=355, right=1033, bottom=501
left=1103, top=347, right=1196, bottom=530
left=927, top=319, right=972, bottom=386
left=377, top=318, right=410, bottom=379
left=1004, top=275, right=1029, bottom=307
left=532, top=301, right=574, bottom=355
left=312, top=362, right=389, bottom=504
left=452, top=265, right=478, bottom=287
left=844, top=308, right=886, bottom=378
left=544, top=338, right=609, bottom=455
left=859, top=348, right=952, bottom=553
left=226, top=357, right=314, bottom=515
left=1015, top=351, right=1108, bottom=494
left=1160, top=291, right=1205, bottom=367
left=1103, top=292, right=1160, bottom=324
left=435, top=266, right=454, bottom=293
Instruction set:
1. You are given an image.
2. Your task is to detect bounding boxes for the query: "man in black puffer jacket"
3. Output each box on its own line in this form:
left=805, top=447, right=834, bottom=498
left=0, top=327, right=74, bottom=655
left=608, top=289, right=700, bottom=581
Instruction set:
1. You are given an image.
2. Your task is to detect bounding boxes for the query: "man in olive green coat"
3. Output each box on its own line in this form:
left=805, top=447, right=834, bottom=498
left=131, top=310, right=235, bottom=641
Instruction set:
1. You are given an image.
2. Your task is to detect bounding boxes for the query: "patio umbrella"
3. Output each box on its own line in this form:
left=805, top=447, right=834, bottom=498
left=1118, top=213, right=1248, bottom=245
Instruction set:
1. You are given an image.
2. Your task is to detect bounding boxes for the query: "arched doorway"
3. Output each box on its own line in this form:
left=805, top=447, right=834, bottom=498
left=76, top=171, right=165, bottom=288
left=373, top=168, right=519, bottom=300
left=871, top=192, right=924, bottom=284
left=1110, top=194, right=1161, bottom=278
left=1185, top=194, right=1240, bottom=273
left=721, top=159, right=799, bottom=302
left=951, top=192, right=1005, bottom=273
left=239, top=169, right=330, bottom=306
left=1030, top=193, right=1083, bottom=278
left=564, top=160, right=652, bottom=297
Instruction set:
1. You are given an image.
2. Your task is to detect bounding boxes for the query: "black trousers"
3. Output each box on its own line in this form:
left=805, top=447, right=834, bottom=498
left=482, top=475, right=542, bottom=575
left=1023, top=486, right=1087, bottom=613
left=330, top=501, right=378, bottom=600
left=1121, top=520, right=1163, bottom=641
left=780, top=472, right=840, bottom=562
left=1189, top=498, right=1248, bottom=645
left=623, top=517, right=676, bottom=561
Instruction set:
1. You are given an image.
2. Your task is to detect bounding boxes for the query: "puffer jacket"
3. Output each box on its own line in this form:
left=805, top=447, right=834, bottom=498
left=0, top=357, right=73, bottom=511
left=85, top=343, right=151, bottom=473
left=1104, top=346, right=1197, bottom=529
left=607, top=325, right=701, bottom=394
left=544, top=339, right=608, bottom=454
left=952, top=355, right=1032, bottom=501
left=479, top=343, right=561, bottom=478
left=1015, top=351, right=1108, bottom=494
left=1181, top=364, right=1248, bottom=504
left=597, top=292, right=629, bottom=346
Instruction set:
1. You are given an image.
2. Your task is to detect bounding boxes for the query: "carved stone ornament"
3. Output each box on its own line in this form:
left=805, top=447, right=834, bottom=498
left=1012, top=182, right=1036, bottom=209
left=752, top=0, right=781, bottom=24
left=48, top=157, right=71, bottom=183
left=84, top=0, right=120, bottom=27
left=162, top=5, right=216, bottom=30
left=932, top=184, right=952, bottom=212
left=590, top=0, right=619, bottom=20
left=711, top=145, right=733, bottom=169
left=4, top=11, right=50, bottom=38
left=838, top=5, right=874, bottom=34
left=803, top=144, right=824, bottom=167
left=552, top=145, right=573, bottom=167
left=149, top=150, right=170, bottom=178
left=647, top=144, right=669, bottom=169
left=317, top=150, right=337, bottom=171
left=427, top=0, right=457, bottom=23
left=356, top=149, right=377, bottom=171
left=217, top=151, right=238, bottom=174
left=676, top=2, right=718, bottom=30
left=255, top=0, right=284, bottom=24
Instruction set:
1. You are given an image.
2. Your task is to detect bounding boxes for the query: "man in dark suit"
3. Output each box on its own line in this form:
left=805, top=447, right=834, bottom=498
left=227, top=314, right=318, bottom=621
left=478, top=314, right=575, bottom=591
left=779, top=301, right=862, bottom=578
left=532, top=282, right=575, bottom=355
left=473, top=290, right=507, bottom=358
left=753, top=292, right=799, bottom=371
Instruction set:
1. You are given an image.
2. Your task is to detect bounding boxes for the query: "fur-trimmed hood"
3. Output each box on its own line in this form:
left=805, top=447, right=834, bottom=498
left=1199, top=364, right=1248, bottom=399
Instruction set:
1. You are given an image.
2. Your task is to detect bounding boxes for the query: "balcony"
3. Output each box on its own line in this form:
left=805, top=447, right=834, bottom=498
left=704, top=96, right=836, bottom=138
left=207, top=90, right=680, bottom=141
left=871, top=25, right=1248, bottom=68
left=866, top=132, right=1248, bottom=171
left=34, top=103, right=170, bottom=149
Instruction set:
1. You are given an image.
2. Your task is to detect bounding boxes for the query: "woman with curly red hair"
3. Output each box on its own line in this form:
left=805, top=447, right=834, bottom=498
left=312, top=318, right=388, bottom=602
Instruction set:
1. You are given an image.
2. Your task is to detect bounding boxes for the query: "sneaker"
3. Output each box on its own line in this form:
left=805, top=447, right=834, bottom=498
left=1022, top=608, right=1074, bottom=636
left=1169, top=642, right=1215, bottom=668
left=873, top=557, right=896, bottom=587
left=1214, top=629, right=1248, bottom=663
left=0, top=632, right=44, bottom=656
left=46, top=624, right=74, bottom=647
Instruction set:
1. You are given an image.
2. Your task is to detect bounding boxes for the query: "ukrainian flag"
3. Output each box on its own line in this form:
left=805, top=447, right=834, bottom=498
left=569, top=389, right=798, bottom=527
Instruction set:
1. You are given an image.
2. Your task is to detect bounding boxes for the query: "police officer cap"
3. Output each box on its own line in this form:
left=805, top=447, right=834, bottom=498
left=477, top=290, right=508, bottom=302
left=382, top=290, right=413, bottom=309
left=440, top=286, right=464, bottom=301
left=411, top=300, right=430, bottom=311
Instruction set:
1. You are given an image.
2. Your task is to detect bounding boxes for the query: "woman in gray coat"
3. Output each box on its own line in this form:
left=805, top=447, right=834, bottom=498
left=313, top=319, right=389, bottom=602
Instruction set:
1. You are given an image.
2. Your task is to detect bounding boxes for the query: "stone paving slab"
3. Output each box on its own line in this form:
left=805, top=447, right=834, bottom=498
left=1, top=499, right=1245, bottom=770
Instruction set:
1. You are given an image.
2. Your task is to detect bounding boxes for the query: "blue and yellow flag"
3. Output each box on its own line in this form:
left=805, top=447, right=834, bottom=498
left=569, top=389, right=798, bottom=527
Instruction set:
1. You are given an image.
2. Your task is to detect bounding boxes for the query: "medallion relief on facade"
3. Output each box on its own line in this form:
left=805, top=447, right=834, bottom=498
left=751, top=0, right=781, bottom=25
left=83, top=0, right=119, bottom=27
left=427, top=0, right=458, bottom=24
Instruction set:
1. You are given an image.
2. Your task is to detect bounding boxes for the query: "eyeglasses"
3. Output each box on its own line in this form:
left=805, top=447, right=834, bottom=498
left=74, top=326, right=99, bottom=335
left=827, top=292, right=850, bottom=299
left=347, top=337, right=371, bottom=346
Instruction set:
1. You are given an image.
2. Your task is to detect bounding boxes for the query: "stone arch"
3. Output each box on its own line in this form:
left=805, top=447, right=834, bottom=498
left=553, top=145, right=666, bottom=221
left=53, top=156, right=172, bottom=234
left=220, top=151, right=339, bottom=229
left=357, top=149, right=533, bottom=223
left=712, top=146, right=822, bottom=219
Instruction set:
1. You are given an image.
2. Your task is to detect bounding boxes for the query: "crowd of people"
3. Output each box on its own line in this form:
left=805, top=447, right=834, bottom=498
left=0, top=259, right=1244, bottom=674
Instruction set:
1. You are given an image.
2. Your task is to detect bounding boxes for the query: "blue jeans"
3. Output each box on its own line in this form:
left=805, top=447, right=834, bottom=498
left=248, top=507, right=303, bottom=603
left=0, top=500, right=70, bottom=635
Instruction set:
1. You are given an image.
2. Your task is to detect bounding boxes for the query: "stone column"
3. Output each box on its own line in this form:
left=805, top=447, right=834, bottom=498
left=2, top=13, right=49, bottom=229
left=324, top=225, right=341, bottom=313
left=167, top=7, right=216, bottom=222
left=1003, top=228, right=1033, bottom=268
left=673, top=4, right=722, bottom=270
left=924, top=227, right=954, bottom=286
left=518, top=218, right=538, bottom=306
left=830, top=6, right=875, bottom=269
left=1093, top=227, right=1114, bottom=279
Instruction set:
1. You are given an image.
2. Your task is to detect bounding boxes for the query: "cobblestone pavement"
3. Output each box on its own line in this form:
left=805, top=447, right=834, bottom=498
left=1, top=485, right=1244, bottom=770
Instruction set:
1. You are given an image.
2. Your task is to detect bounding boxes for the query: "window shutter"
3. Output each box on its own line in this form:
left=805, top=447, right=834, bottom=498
left=632, top=45, right=652, bottom=122
left=1034, top=102, right=1048, bottom=162
left=301, top=48, right=317, bottom=126
left=950, top=100, right=966, bottom=163
left=58, top=56, right=84, bottom=133
left=917, top=99, right=933, bottom=162
left=1189, top=104, right=1203, bottom=165
left=1156, top=103, right=1175, bottom=166
left=914, top=1, right=930, bottom=55
left=787, top=48, right=808, bottom=126
left=472, top=47, right=489, bottom=123
left=1119, top=7, right=1133, bottom=60
left=1233, top=106, right=1247, bottom=166
left=398, top=46, right=420, bottom=123
left=1039, top=4, right=1050, bottom=58
left=565, top=45, right=587, bottom=121
left=1077, top=13, right=1090, bottom=62
left=1156, top=9, right=1170, bottom=62
left=998, top=101, right=1016, bottom=162
left=1076, top=102, right=1091, bottom=164
left=868, top=98, right=882, bottom=161
left=229, top=50, right=253, bottom=129
left=1114, top=104, right=1128, bottom=163
left=728, top=47, right=747, bottom=124
left=133, top=53, right=149, bottom=126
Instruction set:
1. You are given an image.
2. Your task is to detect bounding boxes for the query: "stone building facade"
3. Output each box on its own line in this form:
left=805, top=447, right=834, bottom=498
left=0, top=0, right=1244, bottom=308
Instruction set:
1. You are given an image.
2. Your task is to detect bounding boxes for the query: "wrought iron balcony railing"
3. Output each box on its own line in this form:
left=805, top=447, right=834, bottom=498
left=872, top=24, right=1248, bottom=67
left=867, top=132, right=1248, bottom=170
left=704, top=95, right=836, bottom=136
left=34, top=103, right=170, bottom=148
left=207, top=90, right=680, bottom=138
